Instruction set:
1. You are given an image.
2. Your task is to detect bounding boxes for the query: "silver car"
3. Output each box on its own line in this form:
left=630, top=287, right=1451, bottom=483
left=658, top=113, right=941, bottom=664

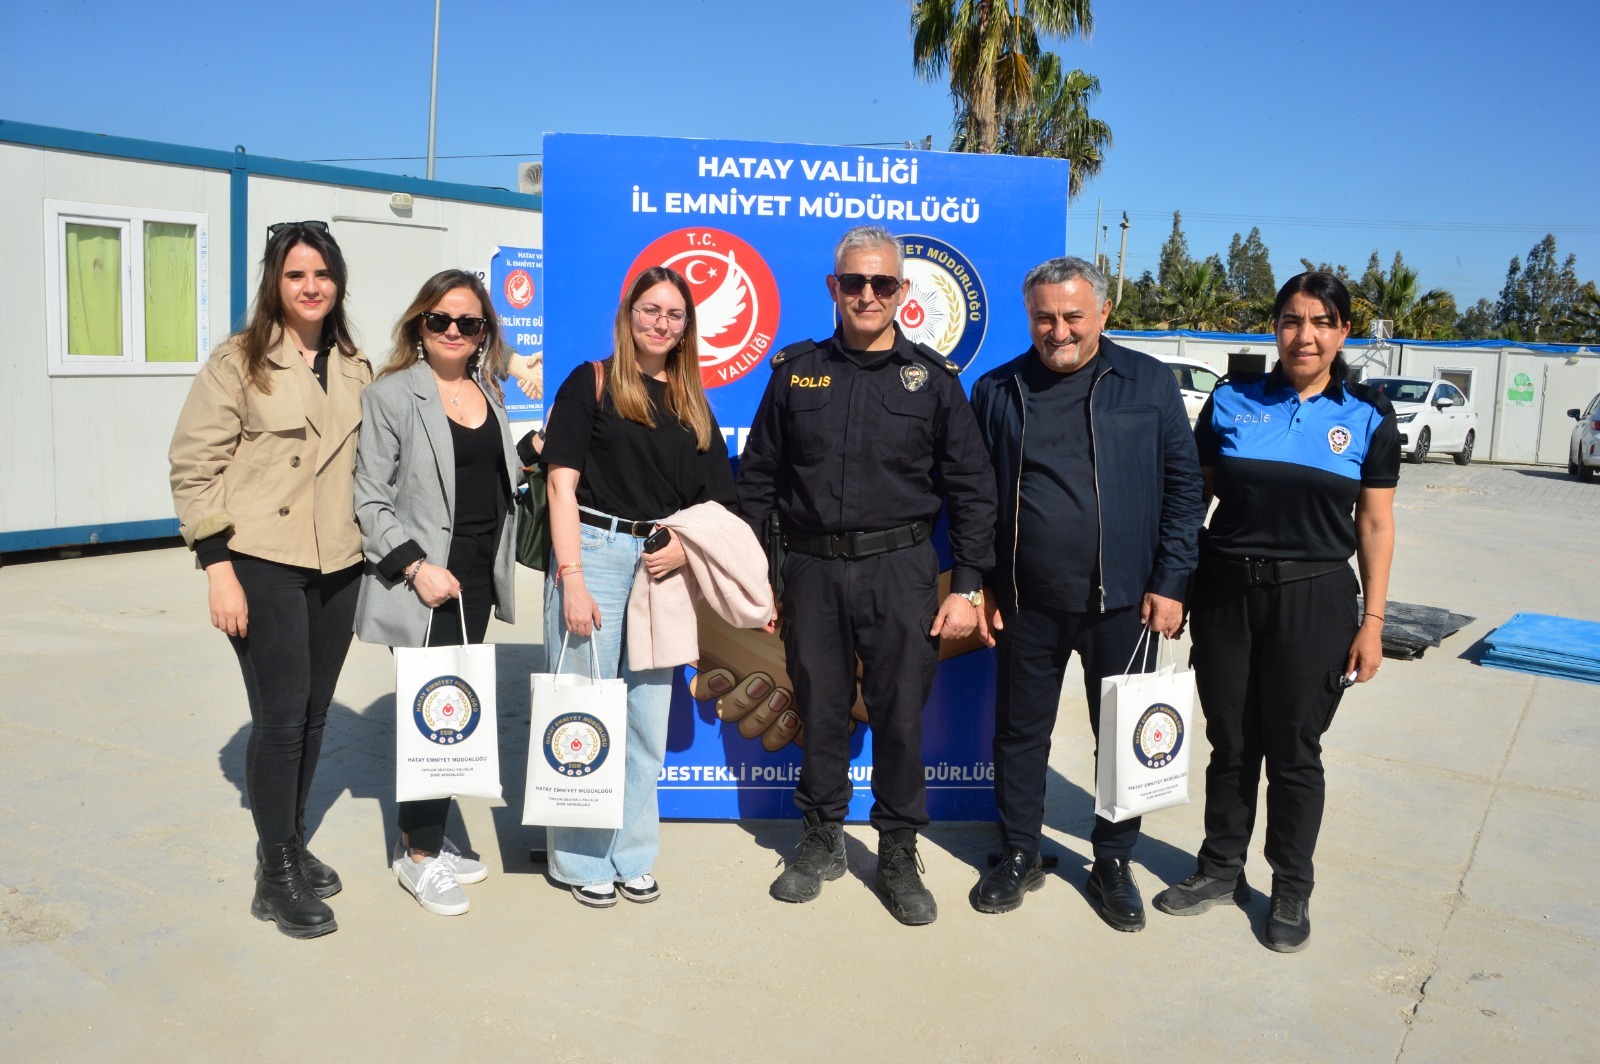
left=1569, top=394, right=1600, bottom=480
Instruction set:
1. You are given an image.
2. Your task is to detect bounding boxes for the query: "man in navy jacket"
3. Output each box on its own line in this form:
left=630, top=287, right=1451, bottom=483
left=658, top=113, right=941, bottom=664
left=968, top=256, right=1203, bottom=929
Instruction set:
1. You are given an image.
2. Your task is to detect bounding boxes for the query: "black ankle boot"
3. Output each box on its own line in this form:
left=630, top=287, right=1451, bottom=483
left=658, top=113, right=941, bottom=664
left=256, top=838, right=342, bottom=899
left=252, top=842, right=338, bottom=939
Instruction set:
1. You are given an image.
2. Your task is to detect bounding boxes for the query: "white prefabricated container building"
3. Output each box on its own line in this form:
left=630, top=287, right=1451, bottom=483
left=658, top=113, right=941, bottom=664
left=1, top=120, right=540, bottom=553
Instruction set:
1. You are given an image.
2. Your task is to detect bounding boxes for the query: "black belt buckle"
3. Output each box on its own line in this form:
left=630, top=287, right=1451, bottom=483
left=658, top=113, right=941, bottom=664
left=1244, top=558, right=1277, bottom=586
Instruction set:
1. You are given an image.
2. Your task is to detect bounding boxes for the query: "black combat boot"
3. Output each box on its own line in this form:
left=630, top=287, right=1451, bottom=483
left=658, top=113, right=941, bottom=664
left=251, top=842, right=338, bottom=939
left=255, top=837, right=342, bottom=899
left=875, top=830, right=937, bottom=926
left=770, top=809, right=846, bottom=903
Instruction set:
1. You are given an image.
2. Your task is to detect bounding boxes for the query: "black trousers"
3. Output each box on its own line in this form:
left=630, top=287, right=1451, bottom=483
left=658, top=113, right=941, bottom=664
left=396, top=529, right=497, bottom=855
left=1189, top=563, right=1359, bottom=902
left=780, top=540, right=940, bottom=834
left=227, top=555, right=361, bottom=847
left=993, top=602, right=1147, bottom=859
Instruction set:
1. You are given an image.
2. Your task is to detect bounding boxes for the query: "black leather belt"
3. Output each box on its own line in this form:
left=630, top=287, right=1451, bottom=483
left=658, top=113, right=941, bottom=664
left=783, top=520, right=929, bottom=560
left=579, top=511, right=655, bottom=538
left=1205, top=556, right=1349, bottom=587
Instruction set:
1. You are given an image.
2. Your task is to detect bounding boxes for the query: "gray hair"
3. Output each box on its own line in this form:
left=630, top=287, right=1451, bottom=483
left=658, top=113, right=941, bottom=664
left=833, top=225, right=904, bottom=274
left=1022, top=256, right=1108, bottom=305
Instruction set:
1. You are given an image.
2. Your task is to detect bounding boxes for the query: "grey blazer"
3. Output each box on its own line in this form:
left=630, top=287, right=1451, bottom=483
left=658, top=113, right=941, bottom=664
left=353, top=359, right=521, bottom=648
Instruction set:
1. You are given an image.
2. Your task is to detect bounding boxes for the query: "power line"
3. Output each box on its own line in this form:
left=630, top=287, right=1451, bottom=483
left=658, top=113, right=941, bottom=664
left=304, top=152, right=541, bottom=162
left=1076, top=208, right=1600, bottom=236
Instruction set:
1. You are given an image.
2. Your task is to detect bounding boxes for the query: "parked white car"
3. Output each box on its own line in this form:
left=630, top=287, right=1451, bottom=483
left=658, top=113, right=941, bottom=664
left=1155, top=355, right=1222, bottom=424
left=1569, top=393, right=1600, bottom=480
left=1364, top=376, right=1478, bottom=465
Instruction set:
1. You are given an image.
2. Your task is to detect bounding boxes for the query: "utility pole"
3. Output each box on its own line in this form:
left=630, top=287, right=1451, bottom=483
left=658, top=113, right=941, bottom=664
left=1093, top=198, right=1103, bottom=265
left=426, top=0, right=441, bottom=179
left=1116, top=212, right=1131, bottom=305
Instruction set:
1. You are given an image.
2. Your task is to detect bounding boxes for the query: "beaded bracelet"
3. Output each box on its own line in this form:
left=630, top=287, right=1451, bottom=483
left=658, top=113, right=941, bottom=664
left=403, top=559, right=423, bottom=589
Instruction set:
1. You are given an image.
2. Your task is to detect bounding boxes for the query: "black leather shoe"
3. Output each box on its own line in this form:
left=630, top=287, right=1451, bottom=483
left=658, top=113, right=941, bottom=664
left=770, top=810, right=845, bottom=903
left=1153, top=871, right=1251, bottom=916
left=1265, top=894, right=1311, bottom=953
left=1087, top=857, right=1145, bottom=932
left=257, top=839, right=342, bottom=900
left=875, top=831, right=937, bottom=926
left=972, top=848, right=1045, bottom=914
left=251, top=842, right=337, bottom=939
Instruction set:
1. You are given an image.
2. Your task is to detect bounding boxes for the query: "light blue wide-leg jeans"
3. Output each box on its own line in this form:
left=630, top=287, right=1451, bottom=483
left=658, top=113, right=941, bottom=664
left=543, top=510, right=673, bottom=887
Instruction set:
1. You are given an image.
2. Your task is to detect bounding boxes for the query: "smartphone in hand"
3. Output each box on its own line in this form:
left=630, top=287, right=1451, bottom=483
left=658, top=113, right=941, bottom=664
left=642, top=526, right=671, bottom=554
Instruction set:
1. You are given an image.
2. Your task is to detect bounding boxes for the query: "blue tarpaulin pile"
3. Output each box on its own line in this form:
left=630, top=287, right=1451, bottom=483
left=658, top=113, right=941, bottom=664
left=1479, top=613, right=1600, bottom=684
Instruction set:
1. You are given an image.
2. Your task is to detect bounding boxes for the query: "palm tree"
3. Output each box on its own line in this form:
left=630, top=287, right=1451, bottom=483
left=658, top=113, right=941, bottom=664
left=911, top=0, right=1093, bottom=155
left=1557, top=283, right=1600, bottom=343
left=951, top=53, right=1111, bottom=198
left=1153, top=262, right=1240, bottom=332
left=1352, top=259, right=1456, bottom=339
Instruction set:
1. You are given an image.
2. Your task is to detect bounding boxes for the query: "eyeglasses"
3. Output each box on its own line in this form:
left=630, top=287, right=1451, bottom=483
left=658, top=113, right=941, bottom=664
left=267, top=220, right=330, bottom=240
left=420, top=311, right=489, bottom=337
left=834, top=273, right=904, bottom=298
left=632, top=304, right=689, bottom=331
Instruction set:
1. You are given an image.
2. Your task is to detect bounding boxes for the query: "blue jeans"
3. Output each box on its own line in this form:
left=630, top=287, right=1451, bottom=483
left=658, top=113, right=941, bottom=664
left=543, top=509, right=673, bottom=887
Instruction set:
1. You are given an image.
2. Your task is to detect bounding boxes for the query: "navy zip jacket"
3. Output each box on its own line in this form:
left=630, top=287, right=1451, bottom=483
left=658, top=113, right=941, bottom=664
left=970, top=336, right=1204, bottom=613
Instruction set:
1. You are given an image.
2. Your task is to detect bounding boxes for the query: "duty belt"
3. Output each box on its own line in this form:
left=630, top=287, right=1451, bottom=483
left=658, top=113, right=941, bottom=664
left=783, top=520, right=930, bottom=560
left=1206, top=556, right=1349, bottom=587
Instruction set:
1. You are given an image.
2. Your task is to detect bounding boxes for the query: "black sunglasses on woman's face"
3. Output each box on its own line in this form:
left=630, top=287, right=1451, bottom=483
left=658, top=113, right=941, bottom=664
left=421, top=311, right=488, bottom=337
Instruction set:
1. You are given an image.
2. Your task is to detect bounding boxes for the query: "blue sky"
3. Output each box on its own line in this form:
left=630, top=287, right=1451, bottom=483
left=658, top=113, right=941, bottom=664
left=7, top=0, right=1597, bottom=308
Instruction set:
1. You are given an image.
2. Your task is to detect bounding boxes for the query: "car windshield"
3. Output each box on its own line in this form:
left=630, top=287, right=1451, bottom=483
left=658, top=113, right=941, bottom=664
left=1370, top=379, right=1431, bottom=403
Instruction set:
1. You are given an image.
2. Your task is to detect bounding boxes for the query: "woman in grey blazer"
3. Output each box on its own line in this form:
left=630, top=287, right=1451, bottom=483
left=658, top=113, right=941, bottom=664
left=354, top=269, right=524, bottom=917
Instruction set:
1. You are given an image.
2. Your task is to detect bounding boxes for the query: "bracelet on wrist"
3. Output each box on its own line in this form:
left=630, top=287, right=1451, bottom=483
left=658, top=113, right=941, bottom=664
left=1364, top=613, right=1385, bottom=624
left=555, top=561, right=584, bottom=585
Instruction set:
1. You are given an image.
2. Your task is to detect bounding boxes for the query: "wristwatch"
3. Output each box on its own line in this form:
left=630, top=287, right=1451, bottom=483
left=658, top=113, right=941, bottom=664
left=956, top=589, right=983, bottom=608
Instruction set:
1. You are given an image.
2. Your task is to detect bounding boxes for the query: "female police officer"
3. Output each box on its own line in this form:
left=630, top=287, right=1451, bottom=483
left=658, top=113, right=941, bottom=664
left=1153, top=271, right=1398, bottom=952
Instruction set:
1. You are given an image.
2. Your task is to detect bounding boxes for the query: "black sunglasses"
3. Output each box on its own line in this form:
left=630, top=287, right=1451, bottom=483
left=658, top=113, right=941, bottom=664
left=421, top=311, right=489, bottom=337
left=267, top=220, right=331, bottom=240
left=835, top=273, right=903, bottom=298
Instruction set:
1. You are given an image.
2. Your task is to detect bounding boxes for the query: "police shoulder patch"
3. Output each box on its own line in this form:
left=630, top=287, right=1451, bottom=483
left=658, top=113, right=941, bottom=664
left=912, top=342, right=960, bottom=374
left=769, top=340, right=817, bottom=368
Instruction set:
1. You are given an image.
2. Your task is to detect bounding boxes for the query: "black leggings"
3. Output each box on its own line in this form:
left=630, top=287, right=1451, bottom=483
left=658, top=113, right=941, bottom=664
left=396, top=530, right=496, bottom=854
left=227, top=555, right=361, bottom=847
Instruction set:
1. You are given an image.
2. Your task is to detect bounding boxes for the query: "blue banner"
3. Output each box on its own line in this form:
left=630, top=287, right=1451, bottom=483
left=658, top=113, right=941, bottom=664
left=544, top=133, right=1071, bottom=821
left=488, top=245, right=544, bottom=424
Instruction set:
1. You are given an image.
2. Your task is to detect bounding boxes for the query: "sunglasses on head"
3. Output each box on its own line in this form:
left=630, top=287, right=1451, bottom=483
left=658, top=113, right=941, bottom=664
left=267, top=220, right=331, bottom=240
left=420, top=311, right=489, bottom=337
left=835, top=273, right=903, bottom=298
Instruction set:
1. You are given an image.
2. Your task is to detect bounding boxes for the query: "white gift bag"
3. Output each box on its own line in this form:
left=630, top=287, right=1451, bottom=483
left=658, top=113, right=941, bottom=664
left=523, top=635, right=628, bottom=830
left=1095, top=629, right=1194, bottom=824
left=394, top=598, right=503, bottom=803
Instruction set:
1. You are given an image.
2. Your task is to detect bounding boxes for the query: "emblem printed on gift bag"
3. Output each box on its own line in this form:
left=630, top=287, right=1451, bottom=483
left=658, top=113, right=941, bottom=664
left=1132, top=703, right=1183, bottom=769
left=543, top=713, right=612, bottom=777
left=413, top=675, right=482, bottom=744
left=1095, top=631, right=1195, bottom=823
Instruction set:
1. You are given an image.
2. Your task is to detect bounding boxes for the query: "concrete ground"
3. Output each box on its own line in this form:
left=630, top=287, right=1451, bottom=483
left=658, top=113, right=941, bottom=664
left=3, top=458, right=1598, bottom=1063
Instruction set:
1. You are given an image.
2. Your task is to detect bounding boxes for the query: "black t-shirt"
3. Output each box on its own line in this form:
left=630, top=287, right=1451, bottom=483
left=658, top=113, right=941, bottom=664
left=541, top=361, right=737, bottom=520
left=1015, top=354, right=1100, bottom=611
left=448, top=407, right=508, bottom=535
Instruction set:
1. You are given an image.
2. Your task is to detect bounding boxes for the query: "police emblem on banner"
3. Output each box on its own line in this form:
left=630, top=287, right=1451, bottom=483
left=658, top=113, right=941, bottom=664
left=626, top=227, right=781, bottom=390
left=895, top=234, right=988, bottom=372
left=543, top=712, right=612, bottom=777
left=1328, top=426, right=1352, bottom=454
left=1132, top=703, right=1183, bottom=769
left=413, top=675, right=482, bottom=745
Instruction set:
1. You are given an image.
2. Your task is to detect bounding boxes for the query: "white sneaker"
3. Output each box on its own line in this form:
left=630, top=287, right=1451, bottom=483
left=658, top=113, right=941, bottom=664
left=391, top=836, right=489, bottom=885
left=394, top=854, right=470, bottom=916
left=618, top=874, right=660, bottom=904
left=571, top=882, right=619, bottom=908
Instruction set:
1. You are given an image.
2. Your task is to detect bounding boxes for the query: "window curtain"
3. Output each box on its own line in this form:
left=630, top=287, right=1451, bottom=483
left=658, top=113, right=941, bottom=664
left=144, top=222, right=197, bottom=362
left=65, top=223, right=122, bottom=356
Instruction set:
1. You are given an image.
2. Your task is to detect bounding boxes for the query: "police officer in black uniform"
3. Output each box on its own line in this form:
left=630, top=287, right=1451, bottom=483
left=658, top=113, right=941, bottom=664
left=737, top=225, right=997, bottom=926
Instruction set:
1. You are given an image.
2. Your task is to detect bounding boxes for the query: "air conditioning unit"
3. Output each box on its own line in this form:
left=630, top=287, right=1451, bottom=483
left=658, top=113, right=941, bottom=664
left=1372, top=319, right=1394, bottom=341
left=518, top=161, right=543, bottom=196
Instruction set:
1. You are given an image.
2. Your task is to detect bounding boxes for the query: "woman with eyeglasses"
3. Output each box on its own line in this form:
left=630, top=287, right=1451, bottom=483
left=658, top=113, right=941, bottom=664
left=353, top=269, right=521, bottom=916
left=539, top=265, right=737, bottom=907
left=170, top=221, right=369, bottom=939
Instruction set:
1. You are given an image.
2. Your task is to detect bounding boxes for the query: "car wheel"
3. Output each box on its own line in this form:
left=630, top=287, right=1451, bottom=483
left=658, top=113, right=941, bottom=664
left=1409, top=427, right=1430, bottom=464
left=1571, top=455, right=1583, bottom=478
left=1453, top=430, right=1474, bottom=465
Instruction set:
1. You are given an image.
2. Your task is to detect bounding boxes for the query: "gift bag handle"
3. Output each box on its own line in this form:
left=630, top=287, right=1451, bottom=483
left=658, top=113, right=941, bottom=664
left=553, top=632, right=601, bottom=682
left=422, top=592, right=471, bottom=646
left=1118, top=624, right=1176, bottom=678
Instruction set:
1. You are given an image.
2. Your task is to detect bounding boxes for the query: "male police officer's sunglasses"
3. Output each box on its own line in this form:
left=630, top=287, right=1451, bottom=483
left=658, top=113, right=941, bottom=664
left=420, top=311, right=489, bottom=337
left=834, top=273, right=904, bottom=298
